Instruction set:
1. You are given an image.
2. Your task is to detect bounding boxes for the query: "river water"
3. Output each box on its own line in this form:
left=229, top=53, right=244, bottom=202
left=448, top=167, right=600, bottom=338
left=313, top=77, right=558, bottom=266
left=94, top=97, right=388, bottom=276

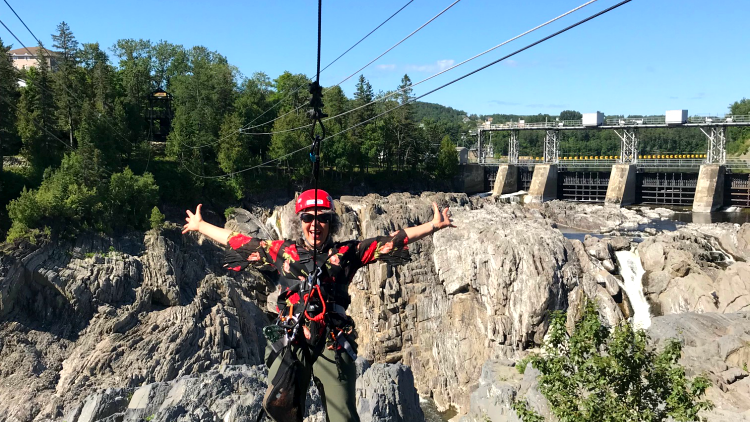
left=558, top=206, right=748, bottom=331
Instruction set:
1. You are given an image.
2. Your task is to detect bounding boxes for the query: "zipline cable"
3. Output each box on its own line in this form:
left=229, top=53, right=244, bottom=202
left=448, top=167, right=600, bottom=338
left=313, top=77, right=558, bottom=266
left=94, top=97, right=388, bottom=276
left=239, top=0, right=462, bottom=135
left=180, top=0, right=633, bottom=180
left=234, top=0, right=415, bottom=134
left=182, top=0, right=417, bottom=151
left=2, top=0, right=143, bottom=148
left=2, top=0, right=43, bottom=46
left=308, top=0, right=326, bottom=287
left=0, top=94, right=116, bottom=177
left=241, top=0, right=600, bottom=137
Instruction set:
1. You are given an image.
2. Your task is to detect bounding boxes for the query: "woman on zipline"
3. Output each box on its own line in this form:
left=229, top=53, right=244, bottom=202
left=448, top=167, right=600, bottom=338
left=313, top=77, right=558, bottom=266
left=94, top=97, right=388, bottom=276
left=183, top=189, right=454, bottom=422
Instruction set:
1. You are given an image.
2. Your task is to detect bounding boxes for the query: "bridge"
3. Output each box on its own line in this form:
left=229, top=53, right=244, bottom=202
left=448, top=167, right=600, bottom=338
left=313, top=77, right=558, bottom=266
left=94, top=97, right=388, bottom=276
left=461, top=111, right=750, bottom=211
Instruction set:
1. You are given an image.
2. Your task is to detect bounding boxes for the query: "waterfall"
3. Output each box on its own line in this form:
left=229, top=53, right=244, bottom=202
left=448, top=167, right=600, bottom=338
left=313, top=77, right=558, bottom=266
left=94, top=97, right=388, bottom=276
left=614, top=250, right=651, bottom=329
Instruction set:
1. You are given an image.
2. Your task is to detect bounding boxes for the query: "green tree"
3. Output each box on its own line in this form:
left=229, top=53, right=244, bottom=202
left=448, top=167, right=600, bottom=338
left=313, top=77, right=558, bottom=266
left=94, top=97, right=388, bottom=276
left=391, top=74, right=419, bottom=172
left=76, top=101, right=120, bottom=169
left=268, top=72, right=311, bottom=179
left=217, top=112, right=255, bottom=197
left=150, top=206, right=165, bottom=230
left=559, top=110, right=582, bottom=121
left=17, top=46, right=61, bottom=171
left=79, top=43, right=115, bottom=112
left=0, top=38, right=20, bottom=192
left=436, top=135, right=458, bottom=180
left=51, top=21, right=82, bottom=148
left=321, top=85, right=350, bottom=172
left=112, top=38, right=152, bottom=146
left=234, top=72, right=274, bottom=158
left=166, top=46, right=236, bottom=182
left=150, top=40, right=186, bottom=90
left=350, top=75, right=376, bottom=172
left=513, top=301, right=713, bottom=422
left=107, top=167, right=159, bottom=231
left=7, top=150, right=105, bottom=239
left=728, top=98, right=750, bottom=155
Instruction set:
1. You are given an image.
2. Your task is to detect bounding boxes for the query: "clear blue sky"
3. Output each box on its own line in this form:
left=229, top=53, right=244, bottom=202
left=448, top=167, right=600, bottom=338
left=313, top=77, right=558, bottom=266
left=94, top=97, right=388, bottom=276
left=2, top=0, right=748, bottom=117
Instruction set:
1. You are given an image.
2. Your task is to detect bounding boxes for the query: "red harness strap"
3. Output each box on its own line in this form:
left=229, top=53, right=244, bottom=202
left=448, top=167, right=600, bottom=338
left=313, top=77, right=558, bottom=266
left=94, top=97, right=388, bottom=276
left=304, top=285, right=326, bottom=323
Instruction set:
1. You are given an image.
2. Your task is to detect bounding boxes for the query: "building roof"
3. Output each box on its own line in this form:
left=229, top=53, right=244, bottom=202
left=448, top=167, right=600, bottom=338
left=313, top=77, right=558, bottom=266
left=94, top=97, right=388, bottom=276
left=9, top=46, right=59, bottom=56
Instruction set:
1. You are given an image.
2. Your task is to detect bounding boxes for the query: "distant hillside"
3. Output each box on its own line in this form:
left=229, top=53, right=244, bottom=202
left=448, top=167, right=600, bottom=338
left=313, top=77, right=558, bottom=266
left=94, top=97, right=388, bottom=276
left=412, top=101, right=468, bottom=124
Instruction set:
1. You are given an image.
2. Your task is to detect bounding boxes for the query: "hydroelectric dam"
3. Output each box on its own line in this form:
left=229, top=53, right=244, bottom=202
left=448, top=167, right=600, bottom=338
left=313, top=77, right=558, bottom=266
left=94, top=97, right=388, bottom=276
left=459, top=111, right=750, bottom=211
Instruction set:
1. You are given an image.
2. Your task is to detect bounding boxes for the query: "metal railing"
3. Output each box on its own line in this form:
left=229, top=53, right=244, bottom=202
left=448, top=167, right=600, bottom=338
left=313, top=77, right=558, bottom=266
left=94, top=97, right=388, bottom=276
left=474, top=157, right=750, bottom=169
left=474, top=115, right=750, bottom=131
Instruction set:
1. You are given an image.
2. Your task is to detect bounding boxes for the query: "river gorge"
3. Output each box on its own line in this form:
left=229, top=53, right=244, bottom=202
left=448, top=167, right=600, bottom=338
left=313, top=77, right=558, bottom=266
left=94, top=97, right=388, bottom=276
left=1, top=194, right=749, bottom=422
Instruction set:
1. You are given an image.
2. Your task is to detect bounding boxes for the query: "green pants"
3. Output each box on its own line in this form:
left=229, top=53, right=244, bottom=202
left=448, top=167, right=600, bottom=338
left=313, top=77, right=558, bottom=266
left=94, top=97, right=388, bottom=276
left=264, top=338, right=360, bottom=422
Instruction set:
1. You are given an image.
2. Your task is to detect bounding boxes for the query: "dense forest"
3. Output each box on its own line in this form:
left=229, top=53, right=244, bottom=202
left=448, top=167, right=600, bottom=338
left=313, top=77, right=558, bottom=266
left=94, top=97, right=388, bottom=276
left=0, top=23, right=469, bottom=241
left=0, top=22, right=748, bottom=242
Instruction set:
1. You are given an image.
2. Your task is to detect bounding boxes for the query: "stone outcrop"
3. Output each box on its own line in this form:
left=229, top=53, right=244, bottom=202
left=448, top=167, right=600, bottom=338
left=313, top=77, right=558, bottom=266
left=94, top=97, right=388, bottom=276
left=637, top=225, right=750, bottom=316
left=0, top=230, right=270, bottom=421
left=648, top=312, right=750, bottom=421
left=357, top=363, right=425, bottom=422
left=57, top=360, right=423, bottom=422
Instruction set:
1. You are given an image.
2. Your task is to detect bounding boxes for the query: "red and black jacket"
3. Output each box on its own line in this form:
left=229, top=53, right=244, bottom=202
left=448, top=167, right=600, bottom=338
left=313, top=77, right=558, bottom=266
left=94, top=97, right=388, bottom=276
left=224, top=230, right=410, bottom=314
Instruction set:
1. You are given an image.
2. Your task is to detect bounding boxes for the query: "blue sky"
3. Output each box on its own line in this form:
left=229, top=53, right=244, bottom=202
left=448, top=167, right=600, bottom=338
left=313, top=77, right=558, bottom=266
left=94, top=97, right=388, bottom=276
left=2, top=0, right=748, bottom=117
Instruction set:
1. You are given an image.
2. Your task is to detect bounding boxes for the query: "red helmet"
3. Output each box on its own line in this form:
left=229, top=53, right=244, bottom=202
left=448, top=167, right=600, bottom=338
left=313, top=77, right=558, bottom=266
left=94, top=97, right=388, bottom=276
left=295, top=189, right=334, bottom=214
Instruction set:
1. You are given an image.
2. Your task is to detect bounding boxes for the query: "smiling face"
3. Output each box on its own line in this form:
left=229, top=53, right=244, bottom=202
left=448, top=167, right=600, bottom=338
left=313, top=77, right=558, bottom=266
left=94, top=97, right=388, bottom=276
left=299, top=207, right=332, bottom=249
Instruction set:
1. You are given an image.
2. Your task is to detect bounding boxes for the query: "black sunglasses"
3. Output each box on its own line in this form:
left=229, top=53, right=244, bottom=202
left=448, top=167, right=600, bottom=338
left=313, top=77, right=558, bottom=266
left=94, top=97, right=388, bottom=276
left=299, top=213, right=332, bottom=224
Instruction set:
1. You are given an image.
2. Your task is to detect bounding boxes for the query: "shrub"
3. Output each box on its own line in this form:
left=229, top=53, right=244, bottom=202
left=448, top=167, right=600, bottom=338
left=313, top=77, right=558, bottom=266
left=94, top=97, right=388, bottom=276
left=108, top=167, right=159, bottom=232
left=150, top=206, right=165, bottom=230
left=515, top=354, right=535, bottom=375
left=6, top=151, right=160, bottom=240
left=513, top=301, right=713, bottom=422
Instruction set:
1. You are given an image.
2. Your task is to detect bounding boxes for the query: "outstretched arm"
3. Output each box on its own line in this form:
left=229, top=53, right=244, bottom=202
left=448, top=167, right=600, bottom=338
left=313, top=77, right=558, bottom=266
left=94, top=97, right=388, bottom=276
left=404, top=202, right=456, bottom=242
left=182, top=204, right=232, bottom=245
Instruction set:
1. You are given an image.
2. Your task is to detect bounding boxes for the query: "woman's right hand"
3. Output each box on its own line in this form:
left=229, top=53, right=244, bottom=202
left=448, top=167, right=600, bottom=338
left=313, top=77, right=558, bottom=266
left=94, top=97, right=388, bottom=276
left=182, top=204, right=204, bottom=234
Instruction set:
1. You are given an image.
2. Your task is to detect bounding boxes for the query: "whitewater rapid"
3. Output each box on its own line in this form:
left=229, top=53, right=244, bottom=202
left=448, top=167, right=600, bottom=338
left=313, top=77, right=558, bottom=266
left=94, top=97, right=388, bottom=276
left=614, top=250, right=651, bottom=329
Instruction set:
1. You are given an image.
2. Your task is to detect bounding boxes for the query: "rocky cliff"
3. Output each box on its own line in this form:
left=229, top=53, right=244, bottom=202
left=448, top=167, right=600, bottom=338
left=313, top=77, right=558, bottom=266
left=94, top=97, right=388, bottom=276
left=1, top=195, right=749, bottom=421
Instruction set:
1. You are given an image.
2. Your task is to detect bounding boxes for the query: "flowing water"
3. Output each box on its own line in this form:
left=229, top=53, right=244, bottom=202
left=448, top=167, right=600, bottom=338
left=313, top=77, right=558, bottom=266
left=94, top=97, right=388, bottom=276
left=614, top=250, right=651, bottom=329
left=421, top=398, right=458, bottom=422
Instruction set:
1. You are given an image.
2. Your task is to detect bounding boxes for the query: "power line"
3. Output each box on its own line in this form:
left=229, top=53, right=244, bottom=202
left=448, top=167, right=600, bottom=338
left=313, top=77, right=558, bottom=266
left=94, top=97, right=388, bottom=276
left=319, top=0, right=414, bottom=75
left=333, top=0, right=462, bottom=89
left=241, top=0, right=600, bottom=137
left=413, top=0, right=633, bottom=103
left=184, top=0, right=633, bottom=179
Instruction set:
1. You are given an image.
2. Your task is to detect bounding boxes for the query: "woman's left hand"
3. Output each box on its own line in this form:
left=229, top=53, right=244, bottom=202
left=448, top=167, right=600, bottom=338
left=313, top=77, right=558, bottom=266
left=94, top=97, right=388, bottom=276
left=431, top=202, right=456, bottom=232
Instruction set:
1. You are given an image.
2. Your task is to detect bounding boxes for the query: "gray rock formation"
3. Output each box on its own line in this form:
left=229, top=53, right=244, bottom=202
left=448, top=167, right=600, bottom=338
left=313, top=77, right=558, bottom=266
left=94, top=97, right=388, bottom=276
left=356, top=363, right=425, bottom=422
left=538, top=201, right=650, bottom=232
left=3, top=193, right=748, bottom=421
left=0, top=230, right=270, bottom=421
left=58, top=361, right=422, bottom=422
left=648, top=312, right=750, bottom=421
left=637, top=225, right=750, bottom=316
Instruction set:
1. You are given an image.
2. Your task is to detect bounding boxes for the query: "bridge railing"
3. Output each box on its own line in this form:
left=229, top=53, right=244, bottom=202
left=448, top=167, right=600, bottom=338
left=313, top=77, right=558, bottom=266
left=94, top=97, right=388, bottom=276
left=477, top=158, right=750, bottom=169
left=604, top=116, right=665, bottom=125
left=475, top=115, right=750, bottom=131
